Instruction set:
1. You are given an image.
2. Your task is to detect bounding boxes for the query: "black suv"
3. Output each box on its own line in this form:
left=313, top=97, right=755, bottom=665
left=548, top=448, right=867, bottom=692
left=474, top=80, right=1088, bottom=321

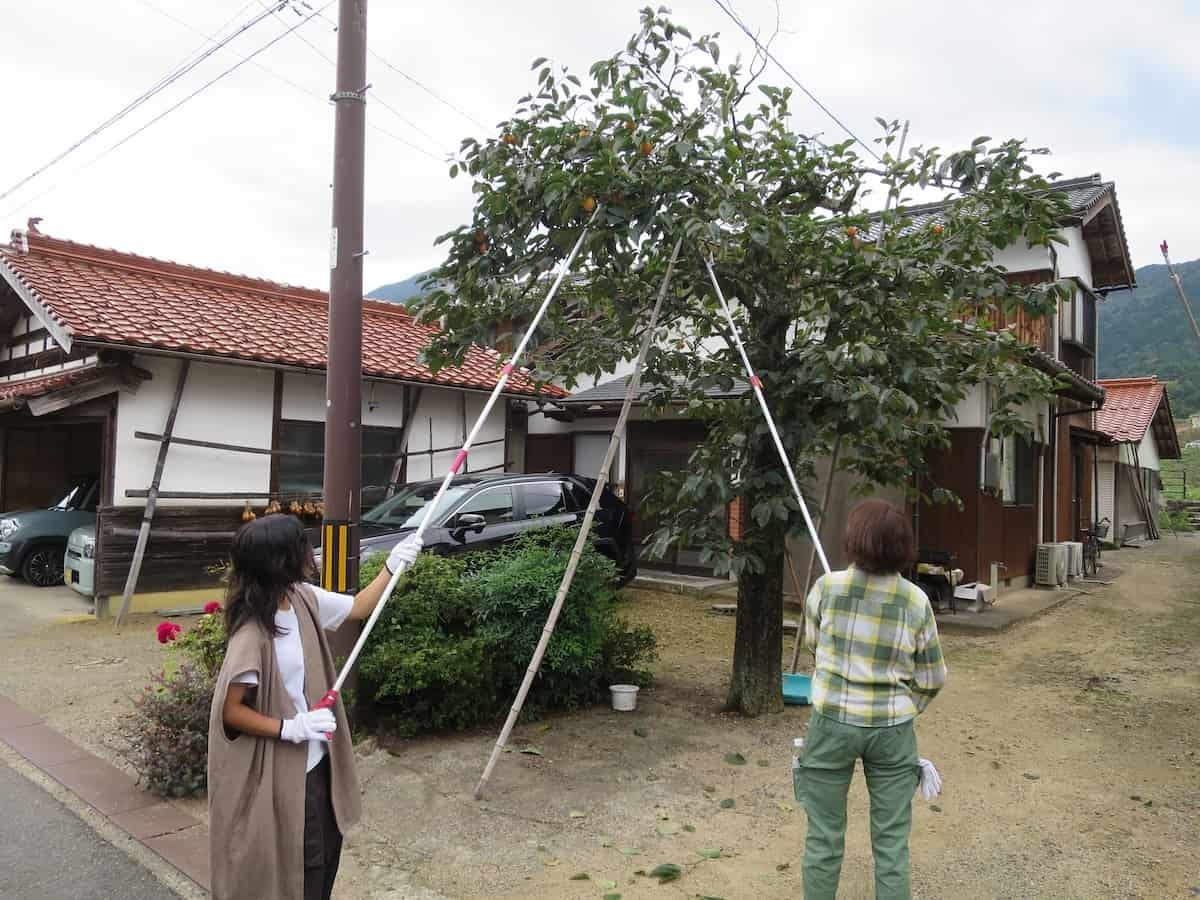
left=312, top=473, right=638, bottom=585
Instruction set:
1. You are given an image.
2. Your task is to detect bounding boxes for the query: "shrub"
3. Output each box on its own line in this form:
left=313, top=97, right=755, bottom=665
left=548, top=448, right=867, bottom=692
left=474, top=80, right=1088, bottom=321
left=358, top=552, right=500, bottom=736
left=357, top=527, right=657, bottom=735
left=119, top=662, right=212, bottom=798
left=119, top=604, right=225, bottom=799
left=1158, top=508, right=1193, bottom=533
left=173, top=605, right=227, bottom=679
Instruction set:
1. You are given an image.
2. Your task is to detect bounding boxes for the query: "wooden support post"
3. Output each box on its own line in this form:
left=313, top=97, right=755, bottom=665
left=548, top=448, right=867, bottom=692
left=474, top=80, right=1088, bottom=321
left=114, top=360, right=190, bottom=629
left=385, top=386, right=423, bottom=497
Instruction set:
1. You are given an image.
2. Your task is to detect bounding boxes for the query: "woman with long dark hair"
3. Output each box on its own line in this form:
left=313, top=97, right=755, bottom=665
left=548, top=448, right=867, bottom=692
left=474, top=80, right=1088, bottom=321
left=798, top=499, right=947, bottom=900
left=207, top=514, right=420, bottom=900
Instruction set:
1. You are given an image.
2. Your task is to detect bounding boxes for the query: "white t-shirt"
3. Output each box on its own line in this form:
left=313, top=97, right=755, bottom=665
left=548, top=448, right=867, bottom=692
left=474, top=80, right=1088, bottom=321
left=232, top=586, right=354, bottom=772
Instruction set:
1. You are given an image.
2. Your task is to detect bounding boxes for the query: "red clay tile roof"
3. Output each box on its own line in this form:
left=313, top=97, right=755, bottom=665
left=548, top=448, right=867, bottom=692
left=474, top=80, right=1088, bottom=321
left=1095, top=377, right=1175, bottom=450
left=0, top=365, right=107, bottom=402
left=0, top=232, right=565, bottom=399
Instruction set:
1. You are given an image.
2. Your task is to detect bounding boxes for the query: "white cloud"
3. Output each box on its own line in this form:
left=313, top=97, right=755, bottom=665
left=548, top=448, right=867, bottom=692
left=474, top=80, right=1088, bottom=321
left=1, top=0, right=1195, bottom=291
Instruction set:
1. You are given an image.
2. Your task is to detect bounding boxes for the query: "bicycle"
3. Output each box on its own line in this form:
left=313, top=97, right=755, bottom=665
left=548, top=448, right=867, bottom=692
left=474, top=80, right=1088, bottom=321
left=1081, top=517, right=1110, bottom=577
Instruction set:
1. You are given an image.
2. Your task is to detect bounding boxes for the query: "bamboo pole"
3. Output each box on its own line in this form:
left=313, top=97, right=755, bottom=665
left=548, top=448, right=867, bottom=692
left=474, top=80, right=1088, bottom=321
left=114, top=359, right=190, bottom=629
left=473, top=239, right=683, bottom=800
left=787, top=436, right=841, bottom=674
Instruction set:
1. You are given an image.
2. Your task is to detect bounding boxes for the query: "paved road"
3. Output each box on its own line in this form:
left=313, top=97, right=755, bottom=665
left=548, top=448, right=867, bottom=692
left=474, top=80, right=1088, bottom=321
left=0, top=578, right=91, bottom=640
left=0, top=756, right=177, bottom=899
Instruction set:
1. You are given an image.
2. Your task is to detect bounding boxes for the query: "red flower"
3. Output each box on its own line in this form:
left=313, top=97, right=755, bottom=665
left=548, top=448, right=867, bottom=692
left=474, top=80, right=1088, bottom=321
left=203, top=601, right=222, bottom=616
left=156, top=621, right=182, bottom=644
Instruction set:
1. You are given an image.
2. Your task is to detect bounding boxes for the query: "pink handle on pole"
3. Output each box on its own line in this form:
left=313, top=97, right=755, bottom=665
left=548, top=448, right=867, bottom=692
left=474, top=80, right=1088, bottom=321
left=451, top=449, right=468, bottom=473
left=313, top=688, right=338, bottom=741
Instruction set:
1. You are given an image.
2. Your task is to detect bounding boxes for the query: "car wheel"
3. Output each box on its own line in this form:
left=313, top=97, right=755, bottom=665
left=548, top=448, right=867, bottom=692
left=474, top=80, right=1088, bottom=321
left=22, top=546, right=65, bottom=587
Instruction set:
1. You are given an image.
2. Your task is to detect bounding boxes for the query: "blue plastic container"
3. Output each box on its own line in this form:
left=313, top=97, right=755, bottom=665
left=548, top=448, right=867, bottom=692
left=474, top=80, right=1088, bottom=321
left=782, top=673, right=812, bottom=706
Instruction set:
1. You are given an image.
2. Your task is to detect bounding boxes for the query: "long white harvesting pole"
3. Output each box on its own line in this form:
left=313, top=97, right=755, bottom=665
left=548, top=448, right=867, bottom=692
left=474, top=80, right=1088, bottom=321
left=702, top=255, right=832, bottom=577
left=314, top=211, right=601, bottom=715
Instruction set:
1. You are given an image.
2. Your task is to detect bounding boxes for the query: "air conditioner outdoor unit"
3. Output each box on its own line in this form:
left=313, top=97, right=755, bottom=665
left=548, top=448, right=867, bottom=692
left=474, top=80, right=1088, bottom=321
left=1064, top=541, right=1084, bottom=578
left=1035, top=543, right=1069, bottom=587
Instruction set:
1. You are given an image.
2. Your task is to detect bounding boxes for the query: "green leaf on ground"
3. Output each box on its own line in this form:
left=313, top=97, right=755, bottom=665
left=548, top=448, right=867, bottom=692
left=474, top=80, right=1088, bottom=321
left=520, top=746, right=544, bottom=756
left=683, top=824, right=697, bottom=833
left=597, top=879, right=617, bottom=890
left=569, top=810, right=587, bottom=818
left=647, top=863, right=682, bottom=883
left=703, top=785, right=717, bottom=794
left=719, top=798, right=735, bottom=809
left=757, top=759, right=771, bottom=767
left=619, top=847, right=641, bottom=856
left=723, top=752, right=747, bottom=766
left=603, top=894, right=622, bottom=900
left=656, top=822, right=679, bottom=836
left=696, top=848, right=722, bottom=859
left=570, top=872, right=589, bottom=880
left=634, top=727, right=648, bottom=738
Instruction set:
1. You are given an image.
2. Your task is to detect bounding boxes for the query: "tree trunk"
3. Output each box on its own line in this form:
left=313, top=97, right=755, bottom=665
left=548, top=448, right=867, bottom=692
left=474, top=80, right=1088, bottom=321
left=726, top=306, right=789, bottom=715
left=726, top=529, right=786, bottom=715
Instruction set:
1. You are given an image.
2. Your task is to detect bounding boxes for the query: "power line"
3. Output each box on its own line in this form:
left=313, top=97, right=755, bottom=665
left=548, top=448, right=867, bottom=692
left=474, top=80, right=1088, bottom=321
left=314, top=9, right=489, bottom=132
left=77, top=2, right=338, bottom=166
left=1, top=0, right=344, bottom=219
left=3, top=0, right=444, bottom=218
left=708, top=0, right=882, bottom=162
left=144, top=0, right=443, bottom=162
left=0, top=1, right=291, bottom=203
left=256, top=0, right=447, bottom=148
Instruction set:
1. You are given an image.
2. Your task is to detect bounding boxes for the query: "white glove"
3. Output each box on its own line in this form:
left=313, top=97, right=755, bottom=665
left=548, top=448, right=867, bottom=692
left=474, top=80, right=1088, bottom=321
left=917, top=757, right=942, bottom=800
left=280, top=708, right=337, bottom=744
left=386, top=534, right=423, bottom=575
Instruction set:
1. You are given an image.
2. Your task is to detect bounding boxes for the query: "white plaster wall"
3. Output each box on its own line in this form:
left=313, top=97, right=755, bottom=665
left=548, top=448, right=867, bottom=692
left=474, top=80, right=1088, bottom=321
left=1052, top=227, right=1093, bottom=287
left=1120, top=432, right=1160, bottom=471
left=403, top=387, right=506, bottom=480
left=114, top=357, right=274, bottom=507
left=994, top=241, right=1052, bottom=275
left=281, top=373, right=407, bottom=428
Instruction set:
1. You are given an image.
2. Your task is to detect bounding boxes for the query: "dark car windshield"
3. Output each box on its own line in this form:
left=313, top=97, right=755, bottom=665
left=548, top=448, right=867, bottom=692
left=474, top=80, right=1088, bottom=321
left=361, top=482, right=474, bottom=529
left=52, top=480, right=97, bottom=511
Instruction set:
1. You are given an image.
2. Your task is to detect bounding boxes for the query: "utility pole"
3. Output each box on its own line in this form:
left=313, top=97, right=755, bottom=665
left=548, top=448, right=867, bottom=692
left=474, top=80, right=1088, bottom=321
left=1161, top=239, right=1200, bottom=347
left=321, top=0, right=368, bottom=595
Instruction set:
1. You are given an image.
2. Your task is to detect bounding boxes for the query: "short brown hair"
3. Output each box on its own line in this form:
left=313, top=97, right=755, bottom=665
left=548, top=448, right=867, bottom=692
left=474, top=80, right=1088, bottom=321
left=842, top=499, right=915, bottom=574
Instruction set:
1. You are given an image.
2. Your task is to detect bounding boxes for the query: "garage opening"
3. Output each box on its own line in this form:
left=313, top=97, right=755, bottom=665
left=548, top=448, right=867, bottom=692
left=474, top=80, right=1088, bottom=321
left=2, top=422, right=103, bottom=511
left=0, top=421, right=104, bottom=587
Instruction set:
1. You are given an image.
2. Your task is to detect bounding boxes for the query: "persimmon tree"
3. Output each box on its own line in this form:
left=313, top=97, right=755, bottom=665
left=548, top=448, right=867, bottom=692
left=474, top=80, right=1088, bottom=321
left=418, top=9, right=1070, bottom=715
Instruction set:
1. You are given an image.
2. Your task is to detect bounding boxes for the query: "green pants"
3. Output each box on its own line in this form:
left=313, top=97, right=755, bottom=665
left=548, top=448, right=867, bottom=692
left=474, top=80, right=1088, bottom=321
left=798, top=711, right=919, bottom=900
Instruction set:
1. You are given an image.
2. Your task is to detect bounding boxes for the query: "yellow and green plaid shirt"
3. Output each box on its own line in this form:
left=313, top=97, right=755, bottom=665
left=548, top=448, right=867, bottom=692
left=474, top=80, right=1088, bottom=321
left=804, top=566, right=947, bottom=727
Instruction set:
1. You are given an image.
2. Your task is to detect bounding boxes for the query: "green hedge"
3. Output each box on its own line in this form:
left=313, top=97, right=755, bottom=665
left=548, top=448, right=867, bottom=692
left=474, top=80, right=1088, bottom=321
left=358, top=528, right=656, bottom=736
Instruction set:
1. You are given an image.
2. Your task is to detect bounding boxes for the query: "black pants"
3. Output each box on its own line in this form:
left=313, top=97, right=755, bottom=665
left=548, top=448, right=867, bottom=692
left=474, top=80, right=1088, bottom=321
left=303, top=756, right=343, bottom=900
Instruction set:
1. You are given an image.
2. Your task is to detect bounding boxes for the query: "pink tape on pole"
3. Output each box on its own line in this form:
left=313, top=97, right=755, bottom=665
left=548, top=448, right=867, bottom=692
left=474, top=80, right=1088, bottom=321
left=451, top=449, right=469, bottom=473
left=750, top=375, right=763, bottom=390
left=501, top=363, right=514, bottom=375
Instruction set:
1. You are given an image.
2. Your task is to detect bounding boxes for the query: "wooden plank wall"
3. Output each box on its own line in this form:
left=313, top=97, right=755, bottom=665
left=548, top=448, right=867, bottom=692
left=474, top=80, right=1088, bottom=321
left=95, top=506, right=247, bottom=597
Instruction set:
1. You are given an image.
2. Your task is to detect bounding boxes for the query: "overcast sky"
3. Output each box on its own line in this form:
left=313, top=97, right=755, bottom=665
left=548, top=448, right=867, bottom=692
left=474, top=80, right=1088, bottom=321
left=2, top=0, right=1197, bottom=293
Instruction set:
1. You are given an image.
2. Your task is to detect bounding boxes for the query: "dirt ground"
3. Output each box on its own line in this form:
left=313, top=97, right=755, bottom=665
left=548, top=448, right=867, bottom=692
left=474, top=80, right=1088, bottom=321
left=0, top=536, right=1197, bottom=899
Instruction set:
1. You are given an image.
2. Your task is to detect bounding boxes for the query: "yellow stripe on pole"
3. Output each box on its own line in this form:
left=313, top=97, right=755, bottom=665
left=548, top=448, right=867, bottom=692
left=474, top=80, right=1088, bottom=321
left=323, top=524, right=333, bottom=590
left=338, top=524, right=348, bottom=592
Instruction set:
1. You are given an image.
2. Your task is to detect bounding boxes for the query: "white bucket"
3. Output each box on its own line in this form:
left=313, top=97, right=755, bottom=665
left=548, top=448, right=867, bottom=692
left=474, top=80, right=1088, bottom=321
left=609, top=684, right=639, bottom=712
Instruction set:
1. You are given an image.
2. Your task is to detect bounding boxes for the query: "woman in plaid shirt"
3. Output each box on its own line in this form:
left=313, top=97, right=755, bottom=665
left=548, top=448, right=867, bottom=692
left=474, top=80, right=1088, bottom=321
left=798, top=499, right=947, bottom=900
